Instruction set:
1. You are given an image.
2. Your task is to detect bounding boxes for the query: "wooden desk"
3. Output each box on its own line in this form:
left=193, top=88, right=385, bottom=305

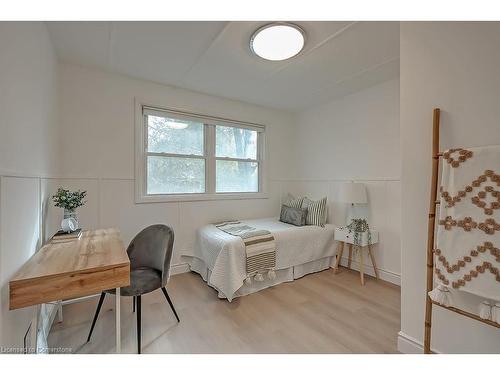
left=9, top=228, right=130, bottom=353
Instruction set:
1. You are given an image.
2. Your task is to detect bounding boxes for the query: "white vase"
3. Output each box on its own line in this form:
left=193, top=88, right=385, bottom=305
left=63, top=209, right=78, bottom=227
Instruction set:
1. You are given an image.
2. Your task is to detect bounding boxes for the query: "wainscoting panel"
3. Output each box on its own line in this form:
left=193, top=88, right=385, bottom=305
left=38, top=177, right=285, bottom=266
left=382, top=180, right=402, bottom=276
left=99, top=178, right=181, bottom=260
left=0, top=176, right=41, bottom=349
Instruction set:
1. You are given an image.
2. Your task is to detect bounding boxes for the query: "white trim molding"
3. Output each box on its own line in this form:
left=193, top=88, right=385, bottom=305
left=397, top=331, right=442, bottom=354
left=170, top=262, right=191, bottom=275
left=134, top=98, right=268, bottom=204
left=338, top=256, right=401, bottom=286
left=136, top=192, right=270, bottom=204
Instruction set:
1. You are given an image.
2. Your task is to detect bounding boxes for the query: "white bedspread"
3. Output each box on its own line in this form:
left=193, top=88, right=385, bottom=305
left=182, top=217, right=335, bottom=301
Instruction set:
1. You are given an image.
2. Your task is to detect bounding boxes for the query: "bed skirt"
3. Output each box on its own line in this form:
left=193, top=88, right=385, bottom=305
left=186, top=255, right=336, bottom=300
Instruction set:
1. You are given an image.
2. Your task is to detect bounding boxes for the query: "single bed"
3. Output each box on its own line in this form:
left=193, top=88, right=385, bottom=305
left=181, top=217, right=336, bottom=301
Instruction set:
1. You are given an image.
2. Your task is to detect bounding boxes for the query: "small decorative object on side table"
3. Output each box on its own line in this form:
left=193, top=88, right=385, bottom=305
left=333, top=223, right=379, bottom=285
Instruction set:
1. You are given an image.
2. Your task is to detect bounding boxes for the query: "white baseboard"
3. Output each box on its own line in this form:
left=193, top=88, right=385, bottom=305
left=397, top=332, right=423, bottom=354
left=170, top=262, right=190, bottom=275
left=397, top=331, right=442, bottom=354
left=338, top=256, right=401, bottom=286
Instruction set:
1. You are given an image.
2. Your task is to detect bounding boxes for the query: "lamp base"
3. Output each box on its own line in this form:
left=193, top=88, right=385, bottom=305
left=346, top=203, right=368, bottom=226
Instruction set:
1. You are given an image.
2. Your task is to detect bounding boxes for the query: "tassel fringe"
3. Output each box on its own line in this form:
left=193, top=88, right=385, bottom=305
left=246, top=269, right=277, bottom=284
left=428, top=284, right=452, bottom=307
left=254, top=273, right=264, bottom=282
left=479, top=301, right=492, bottom=320
left=493, top=303, right=500, bottom=324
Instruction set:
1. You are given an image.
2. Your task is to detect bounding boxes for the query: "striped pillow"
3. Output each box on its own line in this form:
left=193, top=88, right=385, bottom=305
left=283, top=194, right=304, bottom=209
left=302, top=197, right=327, bottom=227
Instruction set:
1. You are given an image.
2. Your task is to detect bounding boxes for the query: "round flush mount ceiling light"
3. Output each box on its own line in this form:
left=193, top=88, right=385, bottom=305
left=165, top=120, right=188, bottom=130
left=250, top=23, right=305, bottom=61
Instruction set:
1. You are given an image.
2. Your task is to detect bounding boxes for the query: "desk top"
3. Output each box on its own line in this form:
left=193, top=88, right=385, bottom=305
left=10, top=228, right=130, bottom=310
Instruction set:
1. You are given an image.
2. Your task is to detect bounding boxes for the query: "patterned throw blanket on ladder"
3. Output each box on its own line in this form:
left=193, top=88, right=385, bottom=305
left=215, top=221, right=277, bottom=284
left=429, top=145, right=500, bottom=322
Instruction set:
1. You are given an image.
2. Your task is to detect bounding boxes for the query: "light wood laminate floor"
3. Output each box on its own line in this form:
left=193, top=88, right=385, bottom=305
left=48, top=268, right=401, bottom=353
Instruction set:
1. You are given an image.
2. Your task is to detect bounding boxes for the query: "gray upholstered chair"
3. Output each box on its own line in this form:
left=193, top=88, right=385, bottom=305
left=86, top=224, right=179, bottom=354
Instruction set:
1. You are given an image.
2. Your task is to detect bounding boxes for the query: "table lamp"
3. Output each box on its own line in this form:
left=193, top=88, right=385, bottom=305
left=338, top=182, right=368, bottom=225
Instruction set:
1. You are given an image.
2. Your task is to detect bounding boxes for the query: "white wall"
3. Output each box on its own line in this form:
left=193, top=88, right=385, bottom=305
left=287, top=79, right=401, bottom=284
left=400, top=22, right=500, bottom=353
left=56, top=63, right=296, bottom=267
left=0, top=22, right=60, bottom=350
left=294, top=79, right=400, bottom=181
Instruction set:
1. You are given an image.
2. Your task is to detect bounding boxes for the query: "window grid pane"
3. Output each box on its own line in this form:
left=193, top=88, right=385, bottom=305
left=147, top=155, right=205, bottom=194
left=147, top=115, right=204, bottom=156
left=216, top=160, right=259, bottom=193
left=215, top=125, right=258, bottom=160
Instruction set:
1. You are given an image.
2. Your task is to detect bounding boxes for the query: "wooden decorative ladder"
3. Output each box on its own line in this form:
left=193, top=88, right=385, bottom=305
left=423, top=108, right=500, bottom=354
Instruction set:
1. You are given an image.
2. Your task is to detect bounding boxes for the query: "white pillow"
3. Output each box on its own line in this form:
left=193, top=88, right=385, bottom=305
left=283, top=193, right=304, bottom=209
left=302, top=197, right=327, bottom=227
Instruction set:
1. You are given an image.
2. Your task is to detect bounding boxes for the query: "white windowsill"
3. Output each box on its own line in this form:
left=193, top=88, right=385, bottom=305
left=135, top=192, right=269, bottom=204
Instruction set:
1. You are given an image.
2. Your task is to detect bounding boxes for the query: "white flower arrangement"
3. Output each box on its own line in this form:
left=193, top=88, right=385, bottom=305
left=52, top=187, right=87, bottom=212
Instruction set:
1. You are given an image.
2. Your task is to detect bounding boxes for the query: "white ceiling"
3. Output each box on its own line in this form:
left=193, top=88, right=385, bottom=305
left=46, top=21, right=400, bottom=112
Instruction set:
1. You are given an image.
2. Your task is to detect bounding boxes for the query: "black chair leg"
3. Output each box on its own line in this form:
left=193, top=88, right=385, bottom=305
left=87, top=292, right=106, bottom=342
left=136, top=295, right=141, bottom=354
left=133, top=296, right=136, bottom=313
left=161, top=287, right=180, bottom=322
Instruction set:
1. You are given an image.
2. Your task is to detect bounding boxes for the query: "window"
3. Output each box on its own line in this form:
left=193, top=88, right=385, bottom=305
left=136, top=103, right=266, bottom=202
left=146, top=115, right=205, bottom=194
left=215, top=126, right=259, bottom=193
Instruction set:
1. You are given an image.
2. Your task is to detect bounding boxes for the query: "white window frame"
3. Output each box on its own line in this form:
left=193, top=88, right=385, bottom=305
left=135, top=99, right=268, bottom=203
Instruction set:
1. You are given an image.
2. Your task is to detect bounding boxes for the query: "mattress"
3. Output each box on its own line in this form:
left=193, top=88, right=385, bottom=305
left=181, top=217, right=336, bottom=301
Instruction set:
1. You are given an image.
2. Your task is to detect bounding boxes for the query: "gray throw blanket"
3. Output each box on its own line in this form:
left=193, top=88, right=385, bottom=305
left=215, top=221, right=277, bottom=284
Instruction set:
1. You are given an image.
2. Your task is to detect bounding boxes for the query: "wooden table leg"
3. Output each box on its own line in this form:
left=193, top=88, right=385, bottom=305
left=334, top=241, right=344, bottom=273
left=359, top=246, right=365, bottom=285
left=367, top=244, right=380, bottom=280
left=347, top=244, right=353, bottom=269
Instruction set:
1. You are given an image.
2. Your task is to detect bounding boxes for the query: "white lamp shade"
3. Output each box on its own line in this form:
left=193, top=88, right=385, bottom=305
left=338, top=182, right=367, bottom=204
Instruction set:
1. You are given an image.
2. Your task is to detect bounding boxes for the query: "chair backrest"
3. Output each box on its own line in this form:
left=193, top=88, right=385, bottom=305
left=126, top=224, right=174, bottom=286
